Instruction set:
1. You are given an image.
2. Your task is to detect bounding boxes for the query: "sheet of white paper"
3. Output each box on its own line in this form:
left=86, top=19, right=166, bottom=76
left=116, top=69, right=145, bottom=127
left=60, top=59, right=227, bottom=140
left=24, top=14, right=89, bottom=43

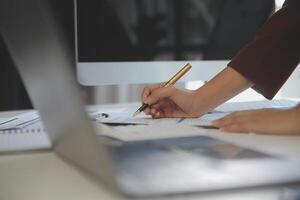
left=95, top=111, right=228, bottom=127
left=93, top=99, right=298, bottom=127
left=93, top=122, right=207, bottom=141
left=178, top=112, right=228, bottom=126
left=215, top=99, right=298, bottom=112
left=0, top=121, right=51, bottom=152
left=0, top=111, right=40, bottom=130
left=0, top=117, right=17, bottom=125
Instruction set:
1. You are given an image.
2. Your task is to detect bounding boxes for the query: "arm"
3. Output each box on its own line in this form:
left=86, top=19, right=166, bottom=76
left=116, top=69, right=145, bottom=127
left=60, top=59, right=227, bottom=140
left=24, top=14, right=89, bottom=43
left=228, top=3, right=300, bottom=99
left=142, top=67, right=252, bottom=118
left=188, top=67, right=252, bottom=117
left=142, top=2, right=299, bottom=121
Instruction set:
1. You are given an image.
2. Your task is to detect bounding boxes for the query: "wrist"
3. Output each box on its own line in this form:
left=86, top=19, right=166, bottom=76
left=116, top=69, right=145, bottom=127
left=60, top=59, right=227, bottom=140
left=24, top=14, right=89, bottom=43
left=186, top=90, right=203, bottom=117
left=188, top=86, right=219, bottom=117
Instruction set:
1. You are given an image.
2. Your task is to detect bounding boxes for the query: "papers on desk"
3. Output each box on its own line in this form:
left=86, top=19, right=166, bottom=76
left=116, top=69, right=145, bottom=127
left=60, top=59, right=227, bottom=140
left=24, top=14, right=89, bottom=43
left=0, top=99, right=298, bottom=152
left=0, top=122, right=51, bottom=153
left=93, top=111, right=227, bottom=127
left=0, top=111, right=50, bottom=152
left=92, top=99, right=299, bottom=141
left=90, top=99, right=298, bottom=127
left=93, top=122, right=207, bottom=141
left=0, top=111, right=40, bottom=130
left=215, top=99, right=298, bottom=112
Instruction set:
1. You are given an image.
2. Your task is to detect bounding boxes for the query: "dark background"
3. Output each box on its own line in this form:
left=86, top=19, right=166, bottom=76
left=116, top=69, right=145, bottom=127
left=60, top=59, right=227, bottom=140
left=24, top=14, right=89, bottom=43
left=0, top=0, right=274, bottom=111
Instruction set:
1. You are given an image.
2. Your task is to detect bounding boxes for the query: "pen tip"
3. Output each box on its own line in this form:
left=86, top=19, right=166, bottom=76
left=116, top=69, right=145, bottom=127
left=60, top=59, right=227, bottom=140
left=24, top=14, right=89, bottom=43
left=132, top=110, right=140, bottom=117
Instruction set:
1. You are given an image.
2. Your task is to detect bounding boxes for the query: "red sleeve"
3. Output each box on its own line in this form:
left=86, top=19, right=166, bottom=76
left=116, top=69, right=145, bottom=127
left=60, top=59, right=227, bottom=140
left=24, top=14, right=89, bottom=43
left=227, top=4, right=300, bottom=99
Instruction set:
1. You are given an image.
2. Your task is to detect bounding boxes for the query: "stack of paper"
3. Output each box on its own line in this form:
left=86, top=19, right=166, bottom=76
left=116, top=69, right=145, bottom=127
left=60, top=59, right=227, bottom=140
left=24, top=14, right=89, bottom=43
left=0, top=111, right=50, bottom=152
left=0, top=111, right=40, bottom=130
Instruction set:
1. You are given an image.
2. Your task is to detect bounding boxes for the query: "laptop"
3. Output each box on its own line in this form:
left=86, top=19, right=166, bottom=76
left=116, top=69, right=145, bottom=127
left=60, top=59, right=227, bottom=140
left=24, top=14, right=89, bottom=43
left=1, top=0, right=300, bottom=197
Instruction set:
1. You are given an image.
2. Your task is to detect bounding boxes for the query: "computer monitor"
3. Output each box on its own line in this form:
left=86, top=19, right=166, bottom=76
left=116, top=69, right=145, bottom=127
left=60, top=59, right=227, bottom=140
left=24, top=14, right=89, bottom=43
left=75, top=0, right=274, bottom=86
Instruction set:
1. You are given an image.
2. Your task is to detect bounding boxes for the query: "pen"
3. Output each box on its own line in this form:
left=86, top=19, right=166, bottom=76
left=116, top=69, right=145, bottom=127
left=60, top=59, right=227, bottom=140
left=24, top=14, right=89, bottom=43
left=133, top=63, right=192, bottom=117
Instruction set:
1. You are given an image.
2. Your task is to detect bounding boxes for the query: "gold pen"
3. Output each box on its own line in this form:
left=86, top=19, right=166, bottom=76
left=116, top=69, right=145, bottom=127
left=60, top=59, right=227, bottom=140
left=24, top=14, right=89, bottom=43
left=133, top=63, right=192, bottom=117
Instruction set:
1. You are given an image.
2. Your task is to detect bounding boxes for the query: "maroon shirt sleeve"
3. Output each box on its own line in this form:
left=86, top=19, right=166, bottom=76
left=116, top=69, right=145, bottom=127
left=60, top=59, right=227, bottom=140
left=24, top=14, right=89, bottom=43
left=227, top=4, right=300, bottom=99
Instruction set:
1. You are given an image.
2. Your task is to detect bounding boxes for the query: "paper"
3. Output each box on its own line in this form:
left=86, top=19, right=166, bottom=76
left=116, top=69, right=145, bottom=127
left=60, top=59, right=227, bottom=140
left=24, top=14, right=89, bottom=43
left=94, top=111, right=227, bottom=127
left=93, top=122, right=207, bottom=141
left=92, top=111, right=229, bottom=142
left=0, top=111, right=50, bottom=152
left=0, top=111, right=40, bottom=130
left=215, top=99, right=298, bottom=112
left=93, top=99, right=298, bottom=127
left=0, top=117, right=17, bottom=125
left=177, top=112, right=228, bottom=126
left=0, top=121, right=51, bottom=152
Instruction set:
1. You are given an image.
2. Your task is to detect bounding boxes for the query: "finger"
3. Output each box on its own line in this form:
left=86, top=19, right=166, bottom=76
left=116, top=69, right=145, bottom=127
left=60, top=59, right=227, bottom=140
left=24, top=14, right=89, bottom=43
left=150, top=108, right=157, bottom=115
left=141, top=83, right=163, bottom=102
left=150, top=103, right=162, bottom=110
left=146, top=108, right=160, bottom=119
left=141, top=87, right=151, bottom=102
left=150, top=107, right=165, bottom=119
left=152, top=102, right=169, bottom=118
left=143, top=107, right=151, bottom=115
left=143, top=102, right=163, bottom=115
left=153, top=111, right=161, bottom=119
left=154, top=100, right=189, bottom=118
left=150, top=102, right=170, bottom=118
left=212, top=112, right=240, bottom=127
left=144, top=86, right=175, bottom=105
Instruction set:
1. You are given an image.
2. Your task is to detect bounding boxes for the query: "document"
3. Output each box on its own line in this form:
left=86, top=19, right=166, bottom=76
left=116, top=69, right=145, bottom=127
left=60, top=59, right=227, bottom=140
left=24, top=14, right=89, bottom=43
left=0, top=111, right=40, bottom=130
left=94, top=111, right=227, bottom=127
left=91, top=99, right=298, bottom=127
left=93, top=122, right=207, bottom=141
left=0, top=117, right=14, bottom=125
left=215, top=99, right=298, bottom=112
left=0, top=120, right=51, bottom=152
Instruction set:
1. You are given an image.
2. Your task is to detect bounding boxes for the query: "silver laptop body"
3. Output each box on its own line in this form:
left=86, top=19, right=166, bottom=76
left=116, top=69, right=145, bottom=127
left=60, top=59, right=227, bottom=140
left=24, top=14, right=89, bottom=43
left=1, top=0, right=300, bottom=197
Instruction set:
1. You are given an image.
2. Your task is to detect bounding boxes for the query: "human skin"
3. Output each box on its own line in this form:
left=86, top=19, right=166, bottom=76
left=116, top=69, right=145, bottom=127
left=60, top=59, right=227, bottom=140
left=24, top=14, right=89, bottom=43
left=142, top=67, right=252, bottom=118
left=212, top=105, right=300, bottom=135
left=141, top=67, right=300, bottom=135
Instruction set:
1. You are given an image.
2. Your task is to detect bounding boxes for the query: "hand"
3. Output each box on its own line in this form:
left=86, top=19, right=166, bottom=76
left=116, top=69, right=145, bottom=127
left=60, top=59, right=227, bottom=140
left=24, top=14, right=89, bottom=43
left=212, top=106, right=300, bottom=135
left=141, top=83, right=197, bottom=118
left=140, top=67, right=253, bottom=119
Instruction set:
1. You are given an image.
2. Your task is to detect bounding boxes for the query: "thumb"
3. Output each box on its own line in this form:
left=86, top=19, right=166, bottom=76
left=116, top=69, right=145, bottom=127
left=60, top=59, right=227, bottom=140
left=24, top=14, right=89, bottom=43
left=144, top=86, right=175, bottom=105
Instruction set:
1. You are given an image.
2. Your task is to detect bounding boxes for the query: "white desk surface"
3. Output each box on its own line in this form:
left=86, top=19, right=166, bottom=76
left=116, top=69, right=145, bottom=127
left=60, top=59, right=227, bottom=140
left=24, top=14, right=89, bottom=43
left=1, top=103, right=300, bottom=200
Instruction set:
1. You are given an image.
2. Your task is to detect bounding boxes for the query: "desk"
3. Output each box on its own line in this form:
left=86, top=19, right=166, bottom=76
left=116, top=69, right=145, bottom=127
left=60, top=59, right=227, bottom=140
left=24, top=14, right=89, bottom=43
left=1, top=103, right=300, bottom=200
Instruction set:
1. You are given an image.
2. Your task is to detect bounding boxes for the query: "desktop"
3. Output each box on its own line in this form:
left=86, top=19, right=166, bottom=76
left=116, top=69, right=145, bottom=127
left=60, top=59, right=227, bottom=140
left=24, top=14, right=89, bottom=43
left=1, top=0, right=300, bottom=199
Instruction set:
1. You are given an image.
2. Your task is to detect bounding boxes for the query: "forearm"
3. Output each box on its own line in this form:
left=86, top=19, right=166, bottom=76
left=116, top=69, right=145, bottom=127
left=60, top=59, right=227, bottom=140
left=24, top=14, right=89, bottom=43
left=289, top=104, right=300, bottom=135
left=189, top=67, right=253, bottom=116
left=295, top=104, right=300, bottom=112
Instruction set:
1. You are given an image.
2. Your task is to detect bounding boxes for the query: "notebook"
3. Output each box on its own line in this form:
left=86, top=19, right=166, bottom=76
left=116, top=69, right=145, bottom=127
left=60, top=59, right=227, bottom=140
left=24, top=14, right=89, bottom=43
left=0, top=111, right=40, bottom=130
left=0, top=121, right=51, bottom=152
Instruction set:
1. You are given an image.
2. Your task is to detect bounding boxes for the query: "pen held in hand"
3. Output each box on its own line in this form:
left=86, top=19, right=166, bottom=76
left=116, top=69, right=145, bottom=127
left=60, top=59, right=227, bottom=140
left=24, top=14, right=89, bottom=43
left=133, top=63, right=192, bottom=117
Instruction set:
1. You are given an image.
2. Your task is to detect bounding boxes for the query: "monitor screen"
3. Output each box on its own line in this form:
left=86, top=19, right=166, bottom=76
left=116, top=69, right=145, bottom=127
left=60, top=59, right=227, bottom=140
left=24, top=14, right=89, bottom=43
left=75, top=0, right=273, bottom=85
left=77, top=0, right=225, bottom=62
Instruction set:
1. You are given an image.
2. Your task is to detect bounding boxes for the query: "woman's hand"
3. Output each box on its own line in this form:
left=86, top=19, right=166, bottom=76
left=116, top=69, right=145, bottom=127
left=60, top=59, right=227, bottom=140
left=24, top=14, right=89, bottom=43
left=141, top=83, right=198, bottom=118
left=212, top=106, right=300, bottom=135
left=140, top=67, right=253, bottom=119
